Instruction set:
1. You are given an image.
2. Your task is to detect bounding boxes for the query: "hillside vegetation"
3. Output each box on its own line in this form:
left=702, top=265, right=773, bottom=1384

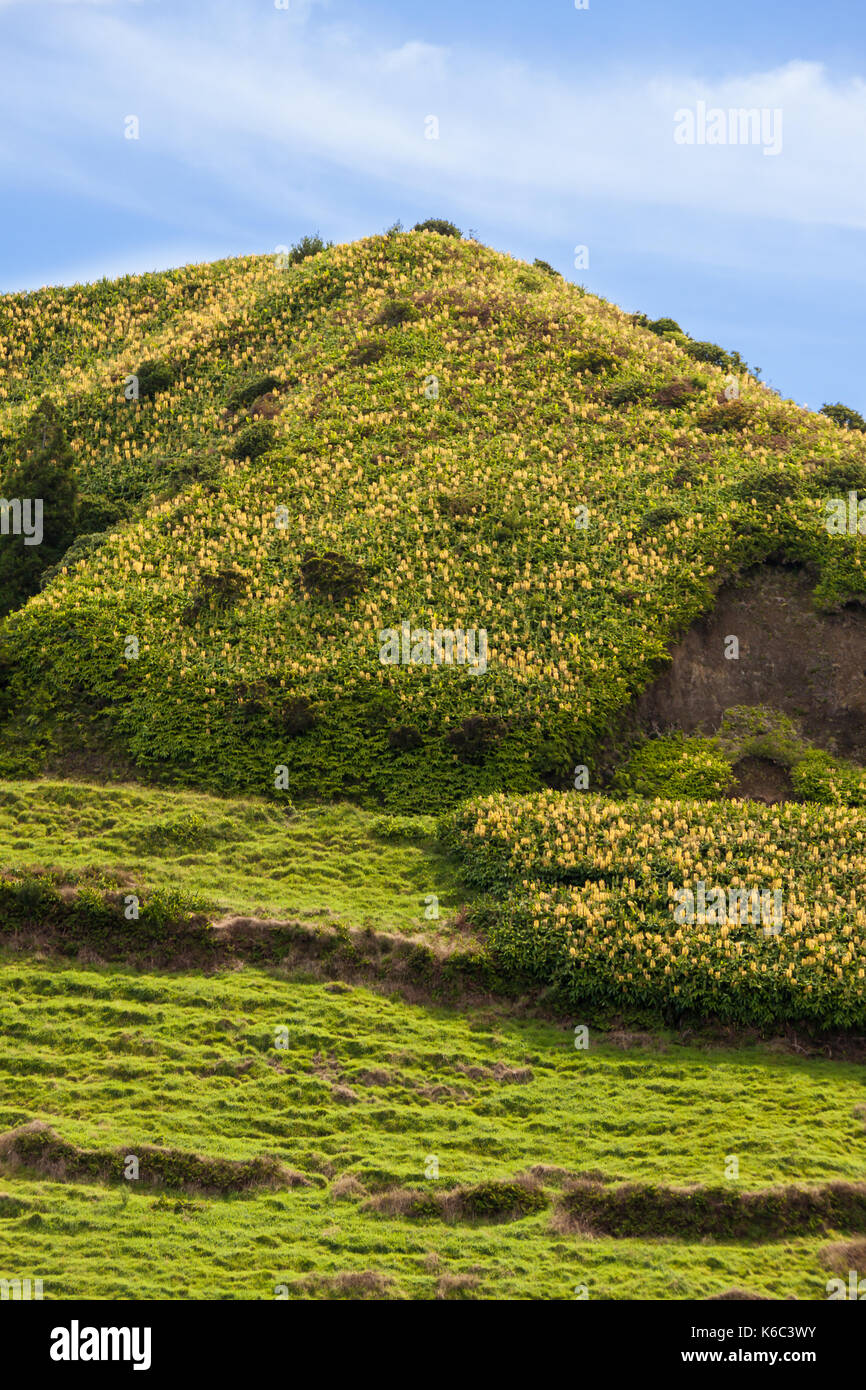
left=444, top=791, right=866, bottom=1029
left=1, top=232, right=865, bottom=1303
left=1, top=232, right=865, bottom=807
left=2, top=954, right=864, bottom=1300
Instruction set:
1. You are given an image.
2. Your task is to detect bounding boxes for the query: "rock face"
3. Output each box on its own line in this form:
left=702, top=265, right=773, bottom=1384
left=634, top=566, right=866, bottom=762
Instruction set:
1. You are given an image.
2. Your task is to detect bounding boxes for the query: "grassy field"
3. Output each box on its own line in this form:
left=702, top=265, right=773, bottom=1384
left=1, top=953, right=864, bottom=1300
left=0, top=779, right=458, bottom=934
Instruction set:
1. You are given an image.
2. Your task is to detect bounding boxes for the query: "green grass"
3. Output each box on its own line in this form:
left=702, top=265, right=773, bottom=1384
left=1, top=956, right=864, bottom=1299
left=0, top=779, right=460, bottom=934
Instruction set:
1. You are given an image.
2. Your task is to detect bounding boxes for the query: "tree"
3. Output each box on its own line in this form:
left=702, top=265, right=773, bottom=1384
left=0, top=397, right=79, bottom=616
left=411, top=219, right=462, bottom=237
left=820, top=402, right=866, bottom=433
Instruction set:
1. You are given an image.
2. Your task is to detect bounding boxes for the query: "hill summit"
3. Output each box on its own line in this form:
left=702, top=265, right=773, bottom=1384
left=1, top=229, right=865, bottom=809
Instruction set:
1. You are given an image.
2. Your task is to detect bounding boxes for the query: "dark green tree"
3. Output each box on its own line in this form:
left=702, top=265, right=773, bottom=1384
left=820, top=402, right=866, bottom=432
left=0, top=397, right=79, bottom=616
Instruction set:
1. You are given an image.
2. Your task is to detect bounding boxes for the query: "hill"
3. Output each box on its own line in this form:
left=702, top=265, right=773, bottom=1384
left=2, top=230, right=865, bottom=808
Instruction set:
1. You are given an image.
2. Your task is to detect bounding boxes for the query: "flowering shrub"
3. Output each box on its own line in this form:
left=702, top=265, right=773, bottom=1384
left=442, top=791, right=866, bottom=1027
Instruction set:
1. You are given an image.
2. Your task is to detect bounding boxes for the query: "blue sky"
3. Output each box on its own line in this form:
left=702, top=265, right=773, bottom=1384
left=1, top=0, right=865, bottom=412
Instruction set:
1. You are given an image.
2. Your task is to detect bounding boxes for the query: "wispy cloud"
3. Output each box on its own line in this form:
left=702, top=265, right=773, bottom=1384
left=1, top=6, right=865, bottom=243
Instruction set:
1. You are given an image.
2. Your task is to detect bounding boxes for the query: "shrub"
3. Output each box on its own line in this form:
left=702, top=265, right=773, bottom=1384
left=733, top=471, right=801, bottom=506
left=437, top=488, right=485, bottom=517
left=646, top=317, right=683, bottom=336
left=133, top=359, right=175, bottom=399
left=182, top=566, right=246, bottom=624
left=446, top=716, right=508, bottom=764
left=229, top=421, right=275, bottom=461
left=532, top=259, right=560, bottom=276
left=375, top=299, right=418, bottom=328
left=607, top=376, right=651, bottom=406
left=388, top=725, right=424, bottom=751
left=653, top=377, right=701, bottom=408
left=573, top=349, right=618, bottom=376
left=442, top=791, right=866, bottom=1028
left=299, top=551, right=366, bottom=599
left=39, top=532, right=107, bottom=589
left=639, top=506, right=682, bottom=536
left=0, top=398, right=78, bottom=615
left=715, top=706, right=806, bottom=769
left=280, top=696, right=318, bottom=736
left=492, top=510, right=529, bottom=541
left=611, top=736, right=734, bottom=798
left=790, top=750, right=866, bottom=807
left=698, top=400, right=755, bottom=433
left=412, top=219, right=462, bottom=237
left=812, top=460, right=866, bottom=493
left=287, top=234, right=333, bottom=265
left=226, top=375, right=282, bottom=413
left=820, top=402, right=866, bottom=433
left=686, top=340, right=742, bottom=371
left=349, top=340, right=386, bottom=366
left=448, top=1180, right=547, bottom=1222
left=75, top=494, right=126, bottom=532
left=371, top=812, right=436, bottom=840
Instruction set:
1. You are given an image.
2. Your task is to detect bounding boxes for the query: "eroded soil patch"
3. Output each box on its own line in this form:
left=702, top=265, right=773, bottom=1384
left=633, top=567, right=866, bottom=760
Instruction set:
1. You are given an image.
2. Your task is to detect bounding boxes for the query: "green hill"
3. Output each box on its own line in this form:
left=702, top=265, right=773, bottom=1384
left=2, top=233, right=866, bottom=1301
left=2, top=230, right=865, bottom=808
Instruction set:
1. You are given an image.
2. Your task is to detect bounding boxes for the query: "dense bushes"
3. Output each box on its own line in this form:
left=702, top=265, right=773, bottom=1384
left=132, top=358, right=175, bottom=398
left=226, top=374, right=283, bottom=413
left=611, top=735, right=734, bottom=798
left=0, top=398, right=79, bottom=615
left=611, top=709, right=866, bottom=806
left=2, top=232, right=866, bottom=809
left=229, top=420, right=275, bottom=461
left=441, top=791, right=866, bottom=1028
left=286, top=233, right=333, bottom=264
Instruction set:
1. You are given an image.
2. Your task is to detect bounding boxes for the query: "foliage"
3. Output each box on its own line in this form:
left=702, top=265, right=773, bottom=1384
left=611, top=736, right=734, bottom=798
left=229, top=420, right=275, bottom=461
left=0, top=397, right=79, bottom=614
left=646, top=317, right=683, bottom=336
left=611, top=710, right=866, bottom=807
left=134, top=359, right=175, bottom=399
left=819, top=402, right=866, bottom=432
left=0, top=233, right=864, bottom=807
left=412, top=219, right=462, bottom=237
left=287, top=234, right=333, bottom=265
left=39, top=531, right=108, bottom=590
left=443, top=791, right=866, bottom=1028
left=226, top=375, right=283, bottom=413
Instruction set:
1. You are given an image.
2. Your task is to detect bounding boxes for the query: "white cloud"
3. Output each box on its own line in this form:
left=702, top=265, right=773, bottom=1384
left=380, top=41, right=448, bottom=76
left=1, top=8, right=865, bottom=242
